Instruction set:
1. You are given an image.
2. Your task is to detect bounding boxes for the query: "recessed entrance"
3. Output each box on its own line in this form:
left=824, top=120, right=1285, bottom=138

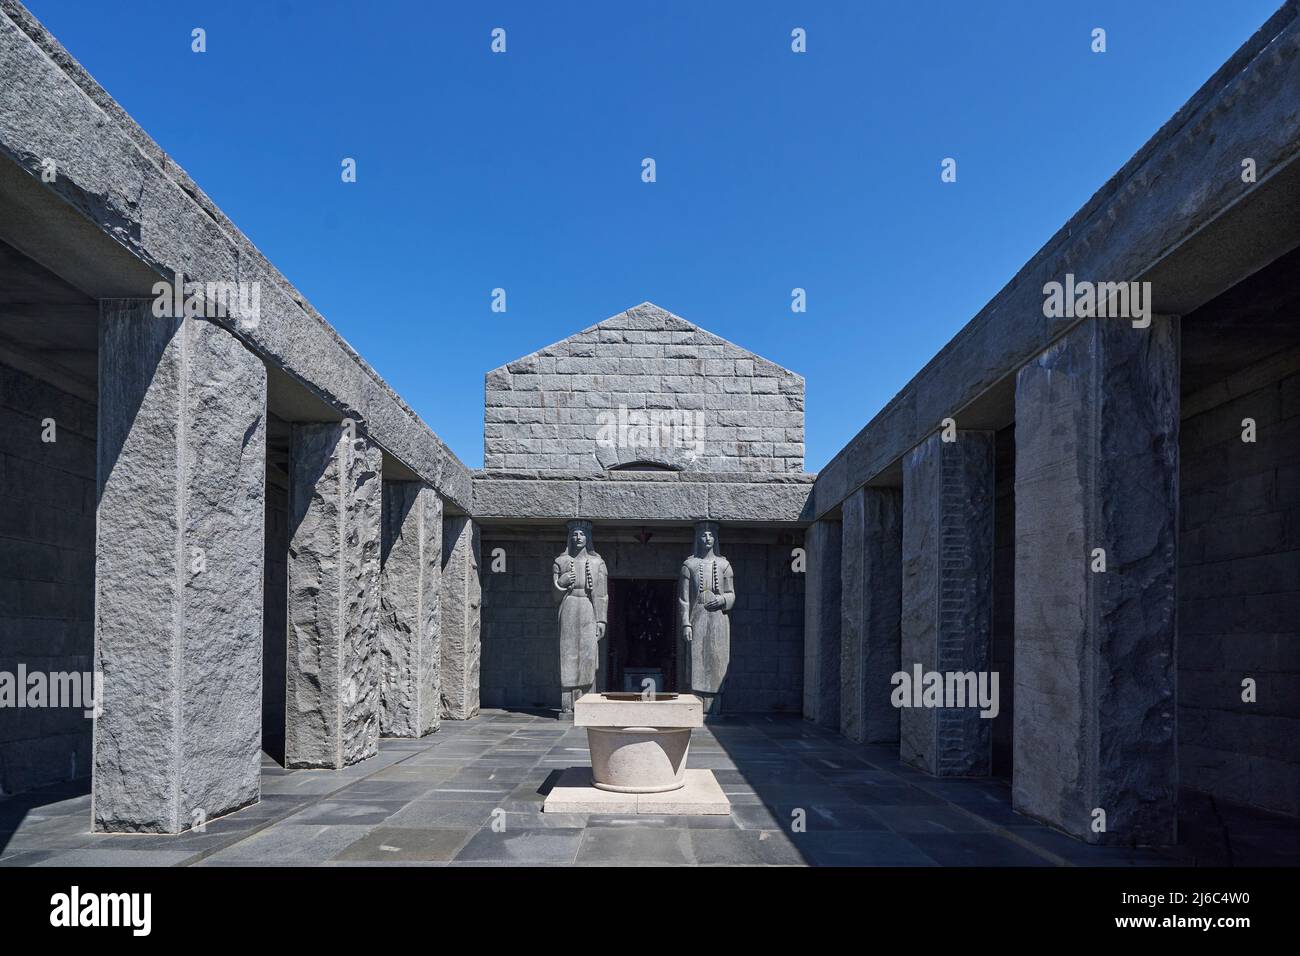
left=605, top=578, right=678, bottom=693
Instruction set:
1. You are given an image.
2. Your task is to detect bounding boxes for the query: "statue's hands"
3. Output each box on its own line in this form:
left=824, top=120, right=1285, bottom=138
left=705, top=594, right=723, bottom=611
left=596, top=622, right=606, bottom=639
left=559, top=569, right=575, bottom=588
left=683, top=625, right=692, bottom=643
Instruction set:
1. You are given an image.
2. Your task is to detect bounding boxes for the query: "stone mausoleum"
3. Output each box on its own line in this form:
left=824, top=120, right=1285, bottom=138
left=0, top=0, right=1297, bottom=852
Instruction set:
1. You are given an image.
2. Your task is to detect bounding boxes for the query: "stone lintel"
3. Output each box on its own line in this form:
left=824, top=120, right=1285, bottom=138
left=471, top=475, right=812, bottom=524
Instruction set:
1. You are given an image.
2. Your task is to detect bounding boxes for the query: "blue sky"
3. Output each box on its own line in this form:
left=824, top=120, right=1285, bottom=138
left=26, top=0, right=1282, bottom=469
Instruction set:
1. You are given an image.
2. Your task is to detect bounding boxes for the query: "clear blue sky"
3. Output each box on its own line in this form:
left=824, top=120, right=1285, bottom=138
left=26, top=0, right=1282, bottom=469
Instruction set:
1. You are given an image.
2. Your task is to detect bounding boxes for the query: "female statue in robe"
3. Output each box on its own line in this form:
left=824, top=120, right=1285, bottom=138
left=553, top=519, right=607, bottom=711
left=679, top=521, right=735, bottom=715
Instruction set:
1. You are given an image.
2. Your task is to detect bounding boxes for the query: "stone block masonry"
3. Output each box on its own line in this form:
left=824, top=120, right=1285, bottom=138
left=286, top=423, right=383, bottom=769
left=1179, top=359, right=1300, bottom=816
left=93, top=302, right=266, bottom=833
left=484, top=303, right=804, bottom=474
left=0, top=362, right=95, bottom=795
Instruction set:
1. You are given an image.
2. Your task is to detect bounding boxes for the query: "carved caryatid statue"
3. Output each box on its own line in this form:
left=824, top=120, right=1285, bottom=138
left=679, top=521, right=735, bottom=715
left=553, top=520, right=608, bottom=712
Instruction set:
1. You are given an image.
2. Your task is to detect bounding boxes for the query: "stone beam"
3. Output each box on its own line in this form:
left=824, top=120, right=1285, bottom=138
left=285, top=423, right=382, bottom=769
left=471, top=474, right=813, bottom=525
left=900, top=431, right=994, bottom=776
left=441, top=516, right=481, bottom=720
left=840, top=487, right=903, bottom=744
left=379, top=481, right=442, bottom=738
left=94, top=300, right=265, bottom=833
left=802, top=519, right=841, bottom=728
left=1013, top=315, right=1179, bottom=844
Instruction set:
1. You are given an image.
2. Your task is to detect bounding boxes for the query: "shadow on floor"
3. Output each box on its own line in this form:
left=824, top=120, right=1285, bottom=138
left=1, top=711, right=1295, bottom=866
left=0, top=777, right=91, bottom=860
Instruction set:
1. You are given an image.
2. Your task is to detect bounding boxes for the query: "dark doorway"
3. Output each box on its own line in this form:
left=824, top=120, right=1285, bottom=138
left=606, top=579, right=677, bottom=693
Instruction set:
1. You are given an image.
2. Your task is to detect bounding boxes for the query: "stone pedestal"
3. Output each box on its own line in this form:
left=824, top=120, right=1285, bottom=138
left=94, top=301, right=266, bottom=833
left=802, top=519, right=842, bottom=728
left=1013, top=315, right=1179, bottom=845
left=440, top=516, right=481, bottom=719
left=841, top=487, right=903, bottom=744
left=544, top=693, right=729, bottom=814
left=285, top=423, right=382, bottom=769
left=901, top=431, right=994, bottom=776
left=379, top=481, right=442, bottom=738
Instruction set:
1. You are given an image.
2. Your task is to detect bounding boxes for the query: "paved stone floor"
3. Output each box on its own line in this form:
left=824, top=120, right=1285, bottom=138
left=1, top=711, right=1296, bottom=866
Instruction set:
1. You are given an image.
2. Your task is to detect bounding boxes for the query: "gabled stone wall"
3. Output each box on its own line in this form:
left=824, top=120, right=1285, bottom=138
left=484, top=304, right=804, bottom=474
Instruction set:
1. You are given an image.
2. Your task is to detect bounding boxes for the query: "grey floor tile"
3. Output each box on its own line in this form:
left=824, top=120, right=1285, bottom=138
left=502, top=809, right=590, bottom=829
left=0, top=849, right=59, bottom=866
left=795, top=831, right=940, bottom=866
left=902, top=832, right=1055, bottom=867
left=35, top=848, right=199, bottom=867
left=332, top=826, right=473, bottom=862
left=870, top=804, right=996, bottom=834
left=386, top=800, right=498, bottom=829
left=282, top=800, right=407, bottom=826
left=690, top=829, right=805, bottom=866
left=201, top=824, right=376, bottom=863
left=453, top=827, right=583, bottom=864
left=575, top=827, right=695, bottom=866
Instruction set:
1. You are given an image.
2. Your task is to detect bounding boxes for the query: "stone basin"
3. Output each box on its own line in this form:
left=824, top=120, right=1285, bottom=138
left=573, top=692, right=703, bottom=793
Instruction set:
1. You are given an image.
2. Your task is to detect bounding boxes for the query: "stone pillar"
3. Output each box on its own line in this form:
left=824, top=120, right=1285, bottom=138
left=802, top=519, right=842, bottom=728
left=840, top=487, right=903, bottom=744
left=441, top=515, right=481, bottom=719
left=379, top=481, right=442, bottom=738
left=94, top=301, right=266, bottom=833
left=1013, top=315, right=1179, bottom=845
left=285, top=422, right=382, bottom=769
left=900, top=430, right=995, bottom=775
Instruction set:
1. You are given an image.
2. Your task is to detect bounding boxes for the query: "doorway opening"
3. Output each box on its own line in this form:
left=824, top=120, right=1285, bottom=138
left=605, top=578, right=678, bottom=694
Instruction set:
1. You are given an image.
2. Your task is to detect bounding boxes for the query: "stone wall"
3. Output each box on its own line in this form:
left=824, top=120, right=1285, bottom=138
left=484, top=304, right=804, bottom=474
left=0, top=363, right=95, bottom=794
left=480, top=536, right=560, bottom=708
left=1179, top=362, right=1300, bottom=816
left=481, top=528, right=803, bottom=712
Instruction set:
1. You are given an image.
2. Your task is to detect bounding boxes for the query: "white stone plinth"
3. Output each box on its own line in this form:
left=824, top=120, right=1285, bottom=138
left=542, top=767, right=731, bottom=815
